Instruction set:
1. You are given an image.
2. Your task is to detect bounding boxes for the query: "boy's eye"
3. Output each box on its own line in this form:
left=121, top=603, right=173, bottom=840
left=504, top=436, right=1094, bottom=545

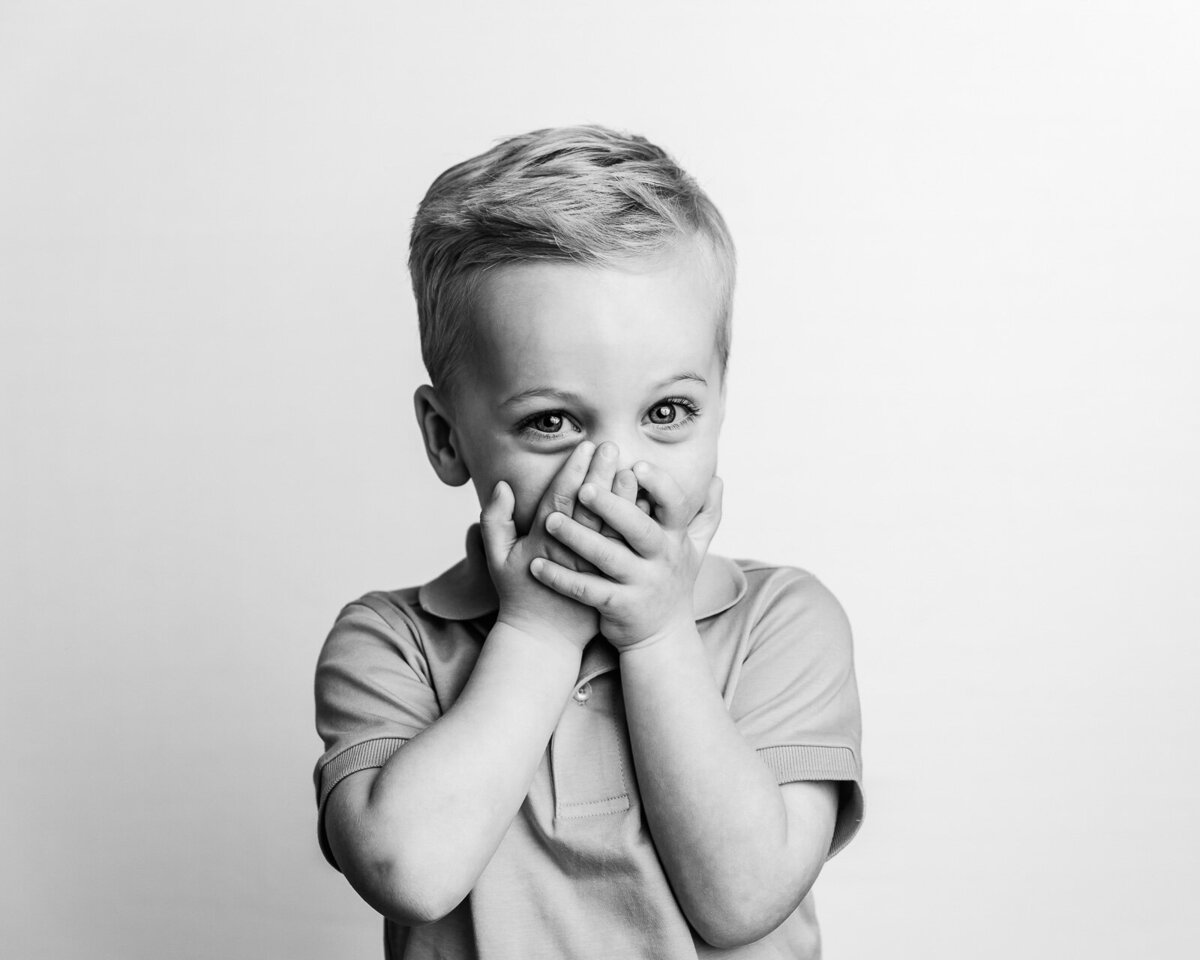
left=516, top=409, right=581, bottom=440
left=645, top=397, right=699, bottom=430
left=532, top=412, right=565, bottom=434
left=648, top=403, right=678, bottom=425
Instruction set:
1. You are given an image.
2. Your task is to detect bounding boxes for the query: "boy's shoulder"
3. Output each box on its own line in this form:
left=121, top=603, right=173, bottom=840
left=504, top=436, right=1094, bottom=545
left=723, top=557, right=850, bottom=622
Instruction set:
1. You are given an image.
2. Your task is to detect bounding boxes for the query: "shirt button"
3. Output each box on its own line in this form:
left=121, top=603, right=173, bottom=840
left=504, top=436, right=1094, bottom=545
left=573, top=681, right=592, bottom=705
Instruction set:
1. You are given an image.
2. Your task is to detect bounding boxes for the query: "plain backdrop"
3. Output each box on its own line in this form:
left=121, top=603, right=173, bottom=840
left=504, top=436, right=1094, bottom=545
left=3, top=2, right=1197, bottom=958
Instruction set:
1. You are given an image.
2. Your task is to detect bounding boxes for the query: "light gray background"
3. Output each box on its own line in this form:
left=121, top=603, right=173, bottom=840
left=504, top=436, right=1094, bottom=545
left=3, top=2, right=1197, bottom=958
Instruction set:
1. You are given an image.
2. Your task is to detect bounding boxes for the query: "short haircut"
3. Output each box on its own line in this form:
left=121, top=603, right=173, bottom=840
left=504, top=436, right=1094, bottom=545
left=409, top=125, right=736, bottom=391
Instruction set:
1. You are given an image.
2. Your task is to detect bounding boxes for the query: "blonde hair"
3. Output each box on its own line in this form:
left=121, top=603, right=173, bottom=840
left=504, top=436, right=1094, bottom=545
left=409, top=125, right=736, bottom=390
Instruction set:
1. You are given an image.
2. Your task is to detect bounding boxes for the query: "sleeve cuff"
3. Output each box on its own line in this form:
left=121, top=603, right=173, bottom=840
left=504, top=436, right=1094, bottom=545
left=757, top=744, right=864, bottom=859
left=315, top=737, right=408, bottom=869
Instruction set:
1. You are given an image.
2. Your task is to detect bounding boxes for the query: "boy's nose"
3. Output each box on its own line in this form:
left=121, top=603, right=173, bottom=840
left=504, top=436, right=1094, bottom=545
left=591, top=439, right=654, bottom=514
left=594, top=438, right=643, bottom=475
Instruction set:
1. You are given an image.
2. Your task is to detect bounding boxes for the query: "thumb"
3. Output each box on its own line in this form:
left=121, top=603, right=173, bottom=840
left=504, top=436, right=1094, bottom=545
left=687, top=476, right=724, bottom=558
left=480, top=481, right=518, bottom=569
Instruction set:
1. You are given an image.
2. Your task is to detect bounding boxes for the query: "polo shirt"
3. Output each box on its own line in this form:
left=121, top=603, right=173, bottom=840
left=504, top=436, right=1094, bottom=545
left=314, top=526, right=864, bottom=959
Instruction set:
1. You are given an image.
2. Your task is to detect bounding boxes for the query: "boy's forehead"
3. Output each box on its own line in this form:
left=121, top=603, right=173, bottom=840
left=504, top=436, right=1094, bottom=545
left=472, top=242, right=720, bottom=355
left=466, top=244, right=724, bottom=385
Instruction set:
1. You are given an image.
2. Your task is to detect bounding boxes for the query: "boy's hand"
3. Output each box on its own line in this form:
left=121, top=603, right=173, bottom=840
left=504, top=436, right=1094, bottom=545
left=480, top=441, right=622, bottom=650
left=531, top=458, right=723, bottom=649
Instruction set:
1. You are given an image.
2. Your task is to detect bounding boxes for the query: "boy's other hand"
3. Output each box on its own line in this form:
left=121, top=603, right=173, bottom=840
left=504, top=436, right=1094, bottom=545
left=480, top=441, right=604, bottom=650
left=531, top=456, right=723, bottom=649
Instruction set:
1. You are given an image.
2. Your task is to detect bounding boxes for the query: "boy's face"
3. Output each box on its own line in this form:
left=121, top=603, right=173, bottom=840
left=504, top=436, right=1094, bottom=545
left=442, top=239, right=727, bottom=535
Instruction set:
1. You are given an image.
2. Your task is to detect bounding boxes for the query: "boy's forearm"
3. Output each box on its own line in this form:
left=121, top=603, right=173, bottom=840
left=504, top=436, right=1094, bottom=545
left=620, top=626, right=823, bottom=948
left=335, top=623, right=581, bottom=923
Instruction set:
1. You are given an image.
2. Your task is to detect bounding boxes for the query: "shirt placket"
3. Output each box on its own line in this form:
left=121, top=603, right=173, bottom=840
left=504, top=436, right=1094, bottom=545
left=550, top=637, right=631, bottom=820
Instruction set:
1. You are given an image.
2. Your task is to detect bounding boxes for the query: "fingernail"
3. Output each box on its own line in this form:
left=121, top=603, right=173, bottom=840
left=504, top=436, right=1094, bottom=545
left=546, top=512, right=562, bottom=531
left=530, top=558, right=544, bottom=575
left=633, top=461, right=648, bottom=476
left=598, top=441, right=614, bottom=460
left=579, top=483, right=595, bottom=501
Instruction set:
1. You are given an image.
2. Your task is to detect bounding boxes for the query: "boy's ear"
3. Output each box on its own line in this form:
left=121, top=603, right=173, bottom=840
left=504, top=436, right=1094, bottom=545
left=413, top=385, right=471, bottom=487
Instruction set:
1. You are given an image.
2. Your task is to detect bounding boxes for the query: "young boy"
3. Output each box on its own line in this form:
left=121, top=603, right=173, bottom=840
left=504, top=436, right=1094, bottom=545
left=313, top=126, right=863, bottom=959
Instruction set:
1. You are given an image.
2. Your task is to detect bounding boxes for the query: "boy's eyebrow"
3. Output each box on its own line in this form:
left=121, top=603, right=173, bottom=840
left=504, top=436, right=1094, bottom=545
left=501, top=373, right=708, bottom=409
left=660, top=371, right=709, bottom=390
left=500, top=387, right=587, bottom=408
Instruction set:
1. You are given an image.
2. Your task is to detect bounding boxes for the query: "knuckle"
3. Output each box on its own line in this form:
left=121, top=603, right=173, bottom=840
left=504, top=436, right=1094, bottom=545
left=549, top=492, right=575, bottom=514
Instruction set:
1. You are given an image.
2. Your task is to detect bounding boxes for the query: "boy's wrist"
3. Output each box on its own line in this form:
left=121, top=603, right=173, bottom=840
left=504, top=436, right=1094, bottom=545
left=491, top=616, right=591, bottom=662
left=615, top=615, right=698, bottom=658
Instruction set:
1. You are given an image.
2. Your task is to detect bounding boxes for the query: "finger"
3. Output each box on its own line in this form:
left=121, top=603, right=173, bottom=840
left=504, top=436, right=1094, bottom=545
left=687, top=475, right=724, bottom=558
left=535, top=441, right=595, bottom=526
left=546, top=511, right=636, bottom=580
left=573, top=441, right=618, bottom=532
left=632, top=461, right=690, bottom=530
left=480, top=481, right=517, bottom=569
left=530, top=557, right=617, bottom=610
left=613, top=467, right=638, bottom=502
left=600, top=467, right=638, bottom=538
left=578, top=481, right=663, bottom=557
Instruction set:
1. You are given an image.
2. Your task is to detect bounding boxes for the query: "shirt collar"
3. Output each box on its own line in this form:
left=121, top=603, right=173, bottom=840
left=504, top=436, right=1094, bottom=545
left=419, top=524, right=747, bottom=623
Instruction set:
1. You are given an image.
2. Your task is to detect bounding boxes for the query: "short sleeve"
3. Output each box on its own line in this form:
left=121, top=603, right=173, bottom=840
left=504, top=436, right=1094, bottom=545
left=728, top=568, right=864, bottom=857
left=312, top=594, right=441, bottom=866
